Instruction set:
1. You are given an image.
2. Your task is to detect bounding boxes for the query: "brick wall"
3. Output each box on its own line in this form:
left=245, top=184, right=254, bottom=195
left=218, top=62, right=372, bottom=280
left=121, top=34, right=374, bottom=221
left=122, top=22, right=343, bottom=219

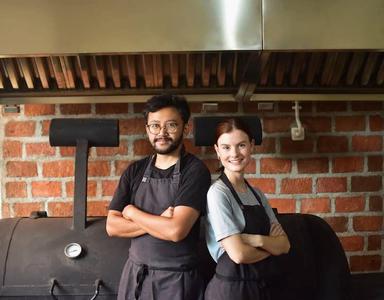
left=0, top=101, right=383, bottom=273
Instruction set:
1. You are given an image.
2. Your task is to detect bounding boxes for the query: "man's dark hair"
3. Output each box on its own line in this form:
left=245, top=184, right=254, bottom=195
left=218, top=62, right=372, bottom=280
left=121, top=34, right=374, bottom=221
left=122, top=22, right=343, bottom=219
left=143, top=94, right=191, bottom=124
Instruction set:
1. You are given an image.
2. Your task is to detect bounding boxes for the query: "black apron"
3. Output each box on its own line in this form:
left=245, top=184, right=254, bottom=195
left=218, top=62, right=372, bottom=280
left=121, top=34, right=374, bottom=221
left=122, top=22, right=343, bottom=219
left=117, top=151, right=204, bottom=300
left=205, top=173, right=273, bottom=300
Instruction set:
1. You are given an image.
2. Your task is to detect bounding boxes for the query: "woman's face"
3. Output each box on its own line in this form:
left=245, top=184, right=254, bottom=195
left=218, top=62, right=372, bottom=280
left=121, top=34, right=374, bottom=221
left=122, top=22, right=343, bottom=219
left=215, top=129, right=254, bottom=174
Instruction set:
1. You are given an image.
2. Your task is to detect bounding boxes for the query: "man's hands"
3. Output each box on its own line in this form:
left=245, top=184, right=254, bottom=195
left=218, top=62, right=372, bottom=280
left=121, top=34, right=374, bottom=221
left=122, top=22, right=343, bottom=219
left=106, top=209, right=147, bottom=238
left=122, top=204, right=174, bottom=220
left=160, top=206, right=174, bottom=218
left=122, top=205, right=134, bottom=220
left=122, top=204, right=199, bottom=242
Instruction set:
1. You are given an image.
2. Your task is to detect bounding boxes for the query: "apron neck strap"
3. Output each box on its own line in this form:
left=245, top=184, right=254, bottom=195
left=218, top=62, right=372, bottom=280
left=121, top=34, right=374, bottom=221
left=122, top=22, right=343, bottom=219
left=244, top=180, right=264, bottom=207
left=173, top=145, right=186, bottom=177
left=219, top=172, right=264, bottom=210
left=219, top=172, right=244, bottom=210
left=142, top=146, right=186, bottom=182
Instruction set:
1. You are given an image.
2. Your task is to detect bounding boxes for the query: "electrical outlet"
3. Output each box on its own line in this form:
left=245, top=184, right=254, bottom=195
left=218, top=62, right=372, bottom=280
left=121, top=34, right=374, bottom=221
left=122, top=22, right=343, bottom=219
left=291, top=127, right=305, bottom=141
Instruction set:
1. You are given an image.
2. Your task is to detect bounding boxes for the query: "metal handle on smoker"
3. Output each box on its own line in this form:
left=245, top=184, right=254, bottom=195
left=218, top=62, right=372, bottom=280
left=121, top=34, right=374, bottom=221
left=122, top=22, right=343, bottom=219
left=49, top=278, right=102, bottom=299
left=50, top=278, right=58, bottom=299
left=90, top=279, right=103, bottom=300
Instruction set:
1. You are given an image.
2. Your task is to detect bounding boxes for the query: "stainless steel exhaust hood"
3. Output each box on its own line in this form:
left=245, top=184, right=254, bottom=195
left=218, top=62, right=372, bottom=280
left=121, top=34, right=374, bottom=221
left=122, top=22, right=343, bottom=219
left=0, top=0, right=263, bottom=55
left=0, top=0, right=383, bottom=104
left=263, top=0, right=384, bottom=50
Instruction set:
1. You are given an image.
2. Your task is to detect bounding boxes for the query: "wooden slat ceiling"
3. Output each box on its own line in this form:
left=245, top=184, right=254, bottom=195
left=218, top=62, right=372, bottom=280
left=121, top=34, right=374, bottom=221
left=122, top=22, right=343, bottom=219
left=0, top=51, right=383, bottom=99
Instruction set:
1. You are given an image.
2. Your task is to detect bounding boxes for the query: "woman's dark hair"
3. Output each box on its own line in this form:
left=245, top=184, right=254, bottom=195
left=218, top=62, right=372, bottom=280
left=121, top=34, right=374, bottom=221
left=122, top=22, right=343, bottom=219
left=143, top=94, right=190, bottom=124
left=215, top=118, right=253, bottom=144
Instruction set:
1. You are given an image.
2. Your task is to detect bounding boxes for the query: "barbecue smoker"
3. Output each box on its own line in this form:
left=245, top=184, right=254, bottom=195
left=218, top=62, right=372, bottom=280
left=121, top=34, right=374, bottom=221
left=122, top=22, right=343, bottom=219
left=0, top=119, right=132, bottom=299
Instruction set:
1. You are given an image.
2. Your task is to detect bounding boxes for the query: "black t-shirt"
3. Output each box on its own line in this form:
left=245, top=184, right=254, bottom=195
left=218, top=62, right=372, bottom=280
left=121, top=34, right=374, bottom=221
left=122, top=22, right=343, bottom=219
left=109, top=152, right=211, bottom=215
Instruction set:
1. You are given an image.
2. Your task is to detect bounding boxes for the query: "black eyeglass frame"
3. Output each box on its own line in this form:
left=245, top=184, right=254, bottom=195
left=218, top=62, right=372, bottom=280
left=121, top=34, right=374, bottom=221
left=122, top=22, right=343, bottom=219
left=146, top=122, right=179, bottom=134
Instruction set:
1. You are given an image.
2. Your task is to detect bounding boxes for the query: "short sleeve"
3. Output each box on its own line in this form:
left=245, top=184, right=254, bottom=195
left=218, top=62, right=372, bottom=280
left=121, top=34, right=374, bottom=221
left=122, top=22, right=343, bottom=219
left=206, top=185, right=243, bottom=242
left=108, top=158, right=148, bottom=212
left=174, top=157, right=211, bottom=214
left=108, top=171, right=131, bottom=211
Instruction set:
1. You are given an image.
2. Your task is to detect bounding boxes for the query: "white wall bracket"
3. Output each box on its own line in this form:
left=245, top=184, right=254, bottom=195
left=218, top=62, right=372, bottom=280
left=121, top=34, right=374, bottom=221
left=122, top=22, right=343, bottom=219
left=291, top=101, right=305, bottom=141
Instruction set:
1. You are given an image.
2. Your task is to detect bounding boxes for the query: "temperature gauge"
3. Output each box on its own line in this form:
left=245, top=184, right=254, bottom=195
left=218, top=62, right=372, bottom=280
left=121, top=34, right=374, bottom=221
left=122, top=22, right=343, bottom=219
left=64, top=243, right=83, bottom=259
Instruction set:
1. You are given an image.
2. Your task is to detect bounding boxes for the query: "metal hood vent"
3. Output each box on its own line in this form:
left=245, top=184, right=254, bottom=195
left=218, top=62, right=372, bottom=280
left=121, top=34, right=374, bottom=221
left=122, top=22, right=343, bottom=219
left=1, top=51, right=384, bottom=103
left=0, top=0, right=384, bottom=104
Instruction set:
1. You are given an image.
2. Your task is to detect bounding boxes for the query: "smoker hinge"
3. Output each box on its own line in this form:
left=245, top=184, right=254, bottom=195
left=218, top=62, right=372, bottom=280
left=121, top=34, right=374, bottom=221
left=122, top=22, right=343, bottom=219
left=29, top=211, right=48, bottom=219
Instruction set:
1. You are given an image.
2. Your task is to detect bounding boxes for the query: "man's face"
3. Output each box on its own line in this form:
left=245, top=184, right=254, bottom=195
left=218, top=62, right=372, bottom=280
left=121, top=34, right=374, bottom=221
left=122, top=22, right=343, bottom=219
left=146, top=107, right=186, bottom=155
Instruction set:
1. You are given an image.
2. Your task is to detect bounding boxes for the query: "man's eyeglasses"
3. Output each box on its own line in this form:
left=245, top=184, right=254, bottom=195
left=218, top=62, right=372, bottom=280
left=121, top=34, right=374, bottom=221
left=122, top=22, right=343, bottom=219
left=146, top=122, right=179, bottom=134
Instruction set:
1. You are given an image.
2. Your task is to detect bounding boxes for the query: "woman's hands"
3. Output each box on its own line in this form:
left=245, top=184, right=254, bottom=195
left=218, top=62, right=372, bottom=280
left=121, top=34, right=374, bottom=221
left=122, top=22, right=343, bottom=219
left=240, top=223, right=291, bottom=256
left=270, top=223, right=284, bottom=236
left=241, top=233, right=263, bottom=248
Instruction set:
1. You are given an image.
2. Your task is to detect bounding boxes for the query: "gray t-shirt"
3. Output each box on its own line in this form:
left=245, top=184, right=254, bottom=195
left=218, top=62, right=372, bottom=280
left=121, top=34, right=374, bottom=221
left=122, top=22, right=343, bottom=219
left=205, top=178, right=279, bottom=262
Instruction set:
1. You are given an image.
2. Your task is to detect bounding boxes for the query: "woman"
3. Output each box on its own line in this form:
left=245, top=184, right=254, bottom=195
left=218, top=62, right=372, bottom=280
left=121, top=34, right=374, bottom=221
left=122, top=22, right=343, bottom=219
left=205, top=118, right=291, bottom=300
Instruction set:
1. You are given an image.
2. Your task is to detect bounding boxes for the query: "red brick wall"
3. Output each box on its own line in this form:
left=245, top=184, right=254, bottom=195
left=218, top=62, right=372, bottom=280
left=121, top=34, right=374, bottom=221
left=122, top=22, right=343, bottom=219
left=0, top=101, right=383, bottom=273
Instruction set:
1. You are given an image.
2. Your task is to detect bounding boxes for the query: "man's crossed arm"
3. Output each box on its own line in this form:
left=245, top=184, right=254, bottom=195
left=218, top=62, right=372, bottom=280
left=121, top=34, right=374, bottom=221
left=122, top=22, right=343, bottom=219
left=106, top=205, right=199, bottom=242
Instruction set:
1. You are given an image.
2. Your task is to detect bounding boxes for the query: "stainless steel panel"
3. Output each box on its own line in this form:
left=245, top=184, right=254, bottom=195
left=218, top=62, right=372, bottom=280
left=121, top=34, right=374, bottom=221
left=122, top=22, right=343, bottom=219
left=250, top=94, right=384, bottom=101
left=263, top=0, right=384, bottom=50
left=0, top=0, right=262, bottom=56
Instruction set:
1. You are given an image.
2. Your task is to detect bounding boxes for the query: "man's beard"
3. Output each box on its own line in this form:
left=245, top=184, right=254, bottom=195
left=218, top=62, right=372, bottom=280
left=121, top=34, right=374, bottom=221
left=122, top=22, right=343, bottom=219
left=152, top=134, right=183, bottom=154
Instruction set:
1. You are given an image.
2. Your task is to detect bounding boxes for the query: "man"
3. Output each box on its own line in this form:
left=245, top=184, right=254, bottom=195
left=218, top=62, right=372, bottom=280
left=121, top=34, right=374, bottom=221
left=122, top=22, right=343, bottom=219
left=107, top=94, right=211, bottom=300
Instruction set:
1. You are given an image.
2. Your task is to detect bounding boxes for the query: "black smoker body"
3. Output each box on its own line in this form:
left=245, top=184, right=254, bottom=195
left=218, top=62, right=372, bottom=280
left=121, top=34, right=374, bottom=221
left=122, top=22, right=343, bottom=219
left=0, top=217, right=130, bottom=299
left=0, top=119, right=131, bottom=299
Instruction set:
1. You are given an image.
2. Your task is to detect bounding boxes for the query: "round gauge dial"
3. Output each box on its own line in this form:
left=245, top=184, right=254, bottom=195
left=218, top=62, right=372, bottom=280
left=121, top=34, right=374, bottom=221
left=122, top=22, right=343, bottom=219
left=64, top=242, right=83, bottom=258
